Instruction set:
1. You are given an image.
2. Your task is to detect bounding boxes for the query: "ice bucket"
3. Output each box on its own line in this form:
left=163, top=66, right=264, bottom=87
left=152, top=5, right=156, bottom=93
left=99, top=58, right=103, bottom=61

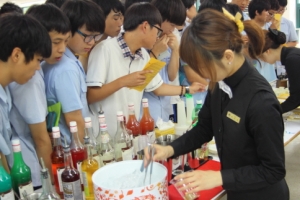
left=92, top=160, right=168, bottom=199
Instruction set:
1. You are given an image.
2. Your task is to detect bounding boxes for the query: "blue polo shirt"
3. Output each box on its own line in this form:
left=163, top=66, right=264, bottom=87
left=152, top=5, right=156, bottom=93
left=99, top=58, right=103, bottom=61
left=281, top=17, right=298, bottom=43
left=9, top=69, right=46, bottom=187
left=0, top=85, right=13, bottom=167
left=43, top=48, right=89, bottom=144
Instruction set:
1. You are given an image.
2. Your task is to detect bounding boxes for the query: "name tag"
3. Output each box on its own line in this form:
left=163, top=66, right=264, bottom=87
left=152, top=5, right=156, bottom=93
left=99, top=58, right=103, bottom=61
left=227, top=111, right=240, bottom=123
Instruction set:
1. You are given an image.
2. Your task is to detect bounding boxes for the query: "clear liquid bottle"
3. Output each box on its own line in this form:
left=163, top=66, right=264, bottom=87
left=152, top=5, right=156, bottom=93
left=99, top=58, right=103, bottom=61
left=61, top=139, right=83, bottom=200
left=69, top=121, right=87, bottom=185
left=51, top=127, right=64, bottom=196
left=38, top=158, right=60, bottom=199
left=0, top=154, right=15, bottom=200
left=10, top=139, right=34, bottom=199
left=115, top=111, right=133, bottom=162
left=98, top=124, right=115, bottom=165
left=81, top=132, right=99, bottom=199
left=84, top=117, right=102, bottom=167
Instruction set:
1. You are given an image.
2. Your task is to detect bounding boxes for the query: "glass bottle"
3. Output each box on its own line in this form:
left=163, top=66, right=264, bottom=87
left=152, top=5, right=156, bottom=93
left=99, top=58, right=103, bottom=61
left=98, top=114, right=106, bottom=126
left=85, top=117, right=102, bottom=167
left=115, top=111, right=133, bottom=162
left=38, top=158, right=60, bottom=199
left=98, top=124, right=115, bottom=165
left=51, top=127, right=64, bottom=196
left=126, top=103, right=141, bottom=137
left=70, top=121, right=87, bottom=185
left=0, top=154, right=15, bottom=200
left=81, top=133, right=99, bottom=199
left=192, top=100, right=203, bottom=122
left=140, top=98, right=155, bottom=141
left=10, top=139, right=34, bottom=199
left=61, top=139, right=83, bottom=200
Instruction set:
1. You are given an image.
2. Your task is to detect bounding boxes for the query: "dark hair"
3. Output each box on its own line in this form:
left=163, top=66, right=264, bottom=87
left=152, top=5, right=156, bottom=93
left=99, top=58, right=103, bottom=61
left=181, top=0, right=196, bottom=9
left=92, top=0, right=124, bottom=17
left=180, top=9, right=264, bottom=87
left=263, top=29, right=286, bottom=52
left=248, top=0, right=270, bottom=19
left=0, top=2, right=22, bottom=16
left=198, top=0, right=228, bottom=13
left=0, top=14, right=51, bottom=63
left=268, top=0, right=280, bottom=10
left=26, top=4, right=71, bottom=34
left=123, top=2, right=162, bottom=31
left=277, top=0, right=287, bottom=7
left=125, top=0, right=150, bottom=11
left=151, top=0, right=186, bottom=26
left=61, top=0, right=105, bottom=35
left=45, top=0, right=66, bottom=8
left=227, top=3, right=244, bottom=21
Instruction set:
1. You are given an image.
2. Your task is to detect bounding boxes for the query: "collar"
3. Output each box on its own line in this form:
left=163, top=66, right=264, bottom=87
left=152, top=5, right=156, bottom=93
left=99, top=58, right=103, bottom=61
left=0, top=85, right=11, bottom=110
left=117, top=33, right=143, bottom=60
left=223, top=59, right=249, bottom=89
left=64, top=47, right=78, bottom=62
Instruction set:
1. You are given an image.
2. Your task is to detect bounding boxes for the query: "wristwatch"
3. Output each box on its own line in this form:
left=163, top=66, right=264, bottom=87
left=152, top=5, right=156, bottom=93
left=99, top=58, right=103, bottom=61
left=185, top=86, right=190, bottom=94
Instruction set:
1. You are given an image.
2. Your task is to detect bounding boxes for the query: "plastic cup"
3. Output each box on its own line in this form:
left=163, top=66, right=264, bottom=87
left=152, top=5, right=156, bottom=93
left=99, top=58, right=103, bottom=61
left=170, top=171, right=200, bottom=200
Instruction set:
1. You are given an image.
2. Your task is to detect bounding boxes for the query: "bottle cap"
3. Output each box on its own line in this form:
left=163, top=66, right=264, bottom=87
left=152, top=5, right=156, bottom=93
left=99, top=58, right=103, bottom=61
left=70, top=121, right=77, bottom=126
left=84, top=117, right=92, bottom=128
left=128, top=102, right=134, bottom=107
left=100, top=123, right=108, bottom=131
left=69, top=121, right=78, bottom=133
left=196, top=100, right=203, bottom=104
left=52, top=127, right=61, bottom=138
left=117, top=111, right=123, bottom=116
left=142, top=98, right=148, bottom=103
left=117, top=111, right=124, bottom=121
left=12, top=139, right=21, bottom=152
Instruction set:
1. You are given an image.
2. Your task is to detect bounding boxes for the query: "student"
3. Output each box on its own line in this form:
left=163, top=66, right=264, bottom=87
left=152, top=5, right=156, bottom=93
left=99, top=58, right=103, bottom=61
left=8, top=4, right=71, bottom=188
left=231, top=0, right=250, bottom=20
left=141, top=0, right=187, bottom=122
left=227, top=3, right=244, bottom=20
left=43, top=0, right=105, bottom=144
left=249, top=0, right=277, bottom=83
left=260, top=29, right=300, bottom=113
left=277, top=0, right=298, bottom=47
left=0, top=14, right=51, bottom=169
left=79, top=0, right=124, bottom=71
left=45, top=0, right=66, bottom=8
left=181, top=0, right=197, bottom=20
left=266, top=0, right=280, bottom=26
left=0, top=2, right=22, bottom=16
left=87, top=3, right=205, bottom=135
left=145, top=9, right=289, bottom=200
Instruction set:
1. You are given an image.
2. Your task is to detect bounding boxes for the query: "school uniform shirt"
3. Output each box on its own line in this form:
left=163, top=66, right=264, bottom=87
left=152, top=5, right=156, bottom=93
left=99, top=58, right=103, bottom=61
left=43, top=48, right=90, bottom=144
left=0, top=85, right=13, bottom=166
left=280, top=47, right=300, bottom=113
left=86, top=33, right=163, bottom=137
left=242, top=12, right=250, bottom=21
left=9, top=69, right=47, bottom=187
left=142, top=48, right=172, bottom=123
left=170, top=60, right=289, bottom=200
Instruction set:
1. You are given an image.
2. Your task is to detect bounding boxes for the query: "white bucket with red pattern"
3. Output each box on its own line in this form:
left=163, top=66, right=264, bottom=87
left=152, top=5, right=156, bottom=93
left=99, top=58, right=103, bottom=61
left=92, top=160, right=168, bottom=200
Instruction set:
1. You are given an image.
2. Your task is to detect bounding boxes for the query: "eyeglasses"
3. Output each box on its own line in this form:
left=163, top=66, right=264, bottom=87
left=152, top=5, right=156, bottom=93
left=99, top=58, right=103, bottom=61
left=151, top=25, right=163, bottom=37
left=76, top=30, right=103, bottom=43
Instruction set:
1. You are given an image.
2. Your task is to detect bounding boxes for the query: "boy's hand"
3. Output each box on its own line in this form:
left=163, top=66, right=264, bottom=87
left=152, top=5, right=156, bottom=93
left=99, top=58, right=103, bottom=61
left=151, top=35, right=169, bottom=57
left=167, top=33, right=179, bottom=51
left=122, top=70, right=152, bottom=87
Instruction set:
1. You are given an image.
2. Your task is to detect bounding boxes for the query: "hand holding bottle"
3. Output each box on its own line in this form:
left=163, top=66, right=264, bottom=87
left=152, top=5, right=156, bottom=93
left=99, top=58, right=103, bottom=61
left=143, top=144, right=174, bottom=168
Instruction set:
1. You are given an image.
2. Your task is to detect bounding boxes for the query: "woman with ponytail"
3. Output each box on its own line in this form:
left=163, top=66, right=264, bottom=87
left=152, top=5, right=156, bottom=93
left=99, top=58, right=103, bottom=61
left=144, top=9, right=289, bottom=200
left=261, top=29, right=300, bottom=113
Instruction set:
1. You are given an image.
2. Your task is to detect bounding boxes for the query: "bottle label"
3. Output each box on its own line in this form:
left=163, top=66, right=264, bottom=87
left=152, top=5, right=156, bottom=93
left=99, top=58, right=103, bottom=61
left=77, top=161, right=83, bottom=184
left=0, top=189, right=15, bottom=200
left=142, top=102, right=148, bottom=107
left=101, top=134, right=109, bottom=143
left=62, top=180, right=83, bottom=200
left=82, top=172, right=90, bottom=196
left=122, top=147, right=134, bottom=161
left=57, top=167, right=65, bottom=192
left=19, top=181, right=34, bottom=199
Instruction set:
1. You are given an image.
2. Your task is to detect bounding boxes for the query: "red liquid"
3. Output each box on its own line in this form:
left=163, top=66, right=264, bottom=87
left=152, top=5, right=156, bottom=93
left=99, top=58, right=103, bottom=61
left=126, top=115, right=141, bottom=137
left=140, top=117, right=154, bottom=135
left=70, top=148, right=87, bottom=169
left=51, top=146, right=64, bottom=196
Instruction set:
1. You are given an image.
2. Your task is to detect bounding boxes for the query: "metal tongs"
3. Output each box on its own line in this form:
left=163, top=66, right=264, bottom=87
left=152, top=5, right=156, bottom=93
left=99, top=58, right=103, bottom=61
left=140, top=143, right=155, bottom=185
